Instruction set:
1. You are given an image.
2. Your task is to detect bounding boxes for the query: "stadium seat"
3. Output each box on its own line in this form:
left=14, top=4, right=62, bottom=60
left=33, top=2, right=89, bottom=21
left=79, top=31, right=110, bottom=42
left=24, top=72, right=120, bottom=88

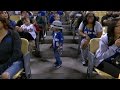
left=13, top=38, right=31, bottom=79
left=10, top=15, right=20, bottom=22
left=87, top=38, right=116, bottom=79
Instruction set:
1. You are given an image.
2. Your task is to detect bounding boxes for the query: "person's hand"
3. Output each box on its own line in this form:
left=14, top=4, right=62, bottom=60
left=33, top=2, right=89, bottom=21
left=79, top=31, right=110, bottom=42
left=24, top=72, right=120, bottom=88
left=58, top=46, right=63, bottom=55
left=18, top=27, right=23, bottom=32
left=85, top=35, right=90, bottom=40
left=83, top=34, right=90, bottom=40
left=15, top=26, right=20, bottom=31
left=115, top=38, right=120, bottom=47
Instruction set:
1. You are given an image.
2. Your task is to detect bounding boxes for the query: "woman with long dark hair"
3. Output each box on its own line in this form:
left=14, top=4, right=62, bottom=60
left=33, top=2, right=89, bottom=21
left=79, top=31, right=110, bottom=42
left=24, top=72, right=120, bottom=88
left=0, top=17, right=23, bottom=79
left=79, top=12, right=102, bottom=66
left=0, top=11, right=16, bottom=30
left=95, top=18, right=120, bottom=78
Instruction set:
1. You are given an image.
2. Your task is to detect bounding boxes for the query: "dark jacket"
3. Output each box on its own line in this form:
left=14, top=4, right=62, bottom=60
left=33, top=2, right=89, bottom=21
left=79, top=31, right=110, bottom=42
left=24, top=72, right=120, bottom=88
left=0, top=30, right=23, bottom=65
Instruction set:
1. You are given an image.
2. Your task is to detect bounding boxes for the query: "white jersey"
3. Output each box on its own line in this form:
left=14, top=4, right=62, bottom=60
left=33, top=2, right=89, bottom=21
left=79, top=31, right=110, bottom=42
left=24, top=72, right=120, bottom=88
left=21, top=24, right=36, bottom=39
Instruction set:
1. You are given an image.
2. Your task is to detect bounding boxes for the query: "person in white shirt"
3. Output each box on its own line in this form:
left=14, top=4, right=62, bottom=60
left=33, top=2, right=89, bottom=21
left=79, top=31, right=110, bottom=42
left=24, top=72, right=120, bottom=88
left=19, top=17, right=36, bottom=41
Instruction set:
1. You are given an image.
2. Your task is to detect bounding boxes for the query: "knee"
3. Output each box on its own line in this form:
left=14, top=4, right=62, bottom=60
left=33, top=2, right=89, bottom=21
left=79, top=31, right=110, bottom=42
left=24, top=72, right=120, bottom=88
left=1, top=72, right=10, bottom=79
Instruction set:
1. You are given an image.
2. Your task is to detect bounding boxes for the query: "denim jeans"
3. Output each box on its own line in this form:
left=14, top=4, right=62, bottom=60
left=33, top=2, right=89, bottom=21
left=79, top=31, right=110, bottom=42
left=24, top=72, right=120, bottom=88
left=53, top=49, right=62, bottom=66
left=0, top=59, right=23, bottom=79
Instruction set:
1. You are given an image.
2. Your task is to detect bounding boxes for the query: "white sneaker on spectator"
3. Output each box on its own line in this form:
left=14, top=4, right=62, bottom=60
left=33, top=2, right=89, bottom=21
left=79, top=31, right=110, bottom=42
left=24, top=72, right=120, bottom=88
left=82, top=61, right=87, bottom=66
left=44, top=33, right=46, bottom=38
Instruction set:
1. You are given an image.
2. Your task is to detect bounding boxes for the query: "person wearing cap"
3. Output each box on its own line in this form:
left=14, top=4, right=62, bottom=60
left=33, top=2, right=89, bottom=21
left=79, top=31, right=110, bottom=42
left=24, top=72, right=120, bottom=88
left=51, top=20, right=64, bottom=68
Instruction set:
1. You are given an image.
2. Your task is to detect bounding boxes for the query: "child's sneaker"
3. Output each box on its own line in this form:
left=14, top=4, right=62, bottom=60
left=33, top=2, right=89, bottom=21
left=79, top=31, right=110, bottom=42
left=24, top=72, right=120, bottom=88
left=82, top=61, right=88, bottom=66
left=55, top=65, right=62, bottom=69
left=53, top=62, right=57, bottom=67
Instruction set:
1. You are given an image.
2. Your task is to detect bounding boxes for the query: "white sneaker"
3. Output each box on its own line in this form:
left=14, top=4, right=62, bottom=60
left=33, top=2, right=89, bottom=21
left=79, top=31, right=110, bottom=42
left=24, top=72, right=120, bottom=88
left=44, top=33, right=46, bottom=38
left=82, top=61, right=88, bottom=66
left=82, top=61, right=86, bottom=65
left=55, top=65, right=62, bottom=69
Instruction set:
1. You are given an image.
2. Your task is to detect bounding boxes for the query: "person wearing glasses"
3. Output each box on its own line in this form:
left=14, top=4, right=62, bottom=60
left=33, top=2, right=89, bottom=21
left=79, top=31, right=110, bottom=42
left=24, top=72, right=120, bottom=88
left=78, top=12, right=102, bottom=66
left=95, top=18, right=120, bottom=78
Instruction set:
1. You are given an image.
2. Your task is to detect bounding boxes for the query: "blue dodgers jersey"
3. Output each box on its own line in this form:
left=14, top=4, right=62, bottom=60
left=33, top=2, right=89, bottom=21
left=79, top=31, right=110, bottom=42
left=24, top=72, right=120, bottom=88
left=83, top=27, right=97, bottom=39
left=52, top=32, right=64, bottom=49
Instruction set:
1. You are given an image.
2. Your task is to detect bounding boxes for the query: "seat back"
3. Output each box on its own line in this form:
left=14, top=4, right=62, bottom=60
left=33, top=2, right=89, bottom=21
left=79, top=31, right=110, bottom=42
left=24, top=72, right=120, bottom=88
left=89, top=38, right=101, bottom=54
left=21, top=38, right=29, bottom=55
left=10, top=15, right=20, bottom=22
left=21, top=38, right=31, bottom=79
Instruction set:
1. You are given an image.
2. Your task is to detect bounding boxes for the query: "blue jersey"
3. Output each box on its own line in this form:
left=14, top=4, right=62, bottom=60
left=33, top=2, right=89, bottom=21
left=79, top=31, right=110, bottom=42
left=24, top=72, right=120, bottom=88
left=52, top=31, right=64, bottom=49
left=83, top=27, right=97, bottom=39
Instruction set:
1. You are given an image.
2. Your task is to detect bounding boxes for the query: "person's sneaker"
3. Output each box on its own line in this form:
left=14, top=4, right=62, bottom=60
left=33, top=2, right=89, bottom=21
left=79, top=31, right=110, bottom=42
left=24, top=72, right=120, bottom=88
left=55, top=65, right=62, bottom=69
left=44, top=33, right=46, bottom=38
left=53, top=62, right=57, bottom=67
left=82, top=61, right=88, bottom=66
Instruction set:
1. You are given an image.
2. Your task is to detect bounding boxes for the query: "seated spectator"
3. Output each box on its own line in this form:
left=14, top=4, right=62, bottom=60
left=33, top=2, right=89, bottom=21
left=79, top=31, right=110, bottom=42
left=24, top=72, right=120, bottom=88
left=16, top=11, right=32, bottom=27
left=79, top=12, right=102, bottom=66
left=19, top=17, right=36, bottom=54
left=0, top=17, right=23, bottom=79
left=95, top=18, right=120, bottom=78
left=19, top=17, right=36, bottom=40
left=0, top=11, right=16, bottom=30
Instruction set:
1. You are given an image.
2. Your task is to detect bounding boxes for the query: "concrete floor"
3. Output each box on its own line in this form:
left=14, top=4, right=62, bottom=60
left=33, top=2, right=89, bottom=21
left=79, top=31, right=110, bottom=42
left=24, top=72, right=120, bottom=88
left=30, top=23, right=103, bottom=79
